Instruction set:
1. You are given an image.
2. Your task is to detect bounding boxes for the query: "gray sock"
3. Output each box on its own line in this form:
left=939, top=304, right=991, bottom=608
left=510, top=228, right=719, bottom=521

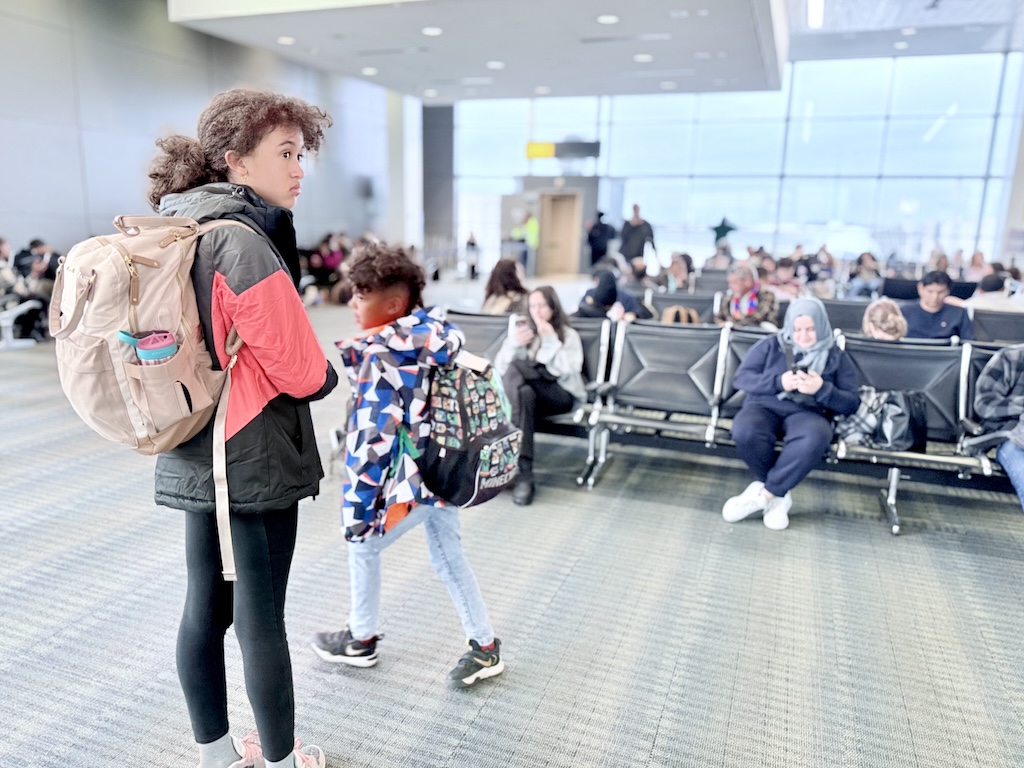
left=198, top=732, right=241, bottom=768
left=265, top=752, right=296, bottom=768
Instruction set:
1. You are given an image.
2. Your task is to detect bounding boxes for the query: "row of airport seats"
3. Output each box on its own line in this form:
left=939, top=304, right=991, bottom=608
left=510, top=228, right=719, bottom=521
left=625, top=288, right=1024, bottom=344
left=446, top=309, right=1018, bottom=534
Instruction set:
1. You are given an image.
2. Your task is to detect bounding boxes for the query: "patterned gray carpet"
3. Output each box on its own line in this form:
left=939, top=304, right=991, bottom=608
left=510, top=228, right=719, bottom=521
left=3, top=299, right=1024, bottom=767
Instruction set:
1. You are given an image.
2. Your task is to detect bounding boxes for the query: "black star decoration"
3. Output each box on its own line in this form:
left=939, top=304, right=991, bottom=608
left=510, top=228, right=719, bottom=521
left=711, top=218, right=736, bottom=243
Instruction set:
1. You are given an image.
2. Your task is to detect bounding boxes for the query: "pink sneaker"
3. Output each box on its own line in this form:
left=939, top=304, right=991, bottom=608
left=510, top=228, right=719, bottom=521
left=228, top=731, right=264, bottom=768
left=293, top=740, right=326, bottom=768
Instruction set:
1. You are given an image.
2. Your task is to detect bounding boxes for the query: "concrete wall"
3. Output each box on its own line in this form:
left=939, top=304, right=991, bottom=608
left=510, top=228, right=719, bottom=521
left=0, top=0, right=404, bottom=252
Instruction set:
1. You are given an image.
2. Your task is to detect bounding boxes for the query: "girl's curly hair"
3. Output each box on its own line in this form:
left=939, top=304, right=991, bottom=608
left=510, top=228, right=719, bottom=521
left=348, top=243, right=426, bottom=313
left=148, top=89, right=331, bottom=210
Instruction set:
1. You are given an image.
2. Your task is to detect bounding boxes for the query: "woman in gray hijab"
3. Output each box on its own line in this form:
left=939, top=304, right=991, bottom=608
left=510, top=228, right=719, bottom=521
left=722, top=297, right=860, bottom=530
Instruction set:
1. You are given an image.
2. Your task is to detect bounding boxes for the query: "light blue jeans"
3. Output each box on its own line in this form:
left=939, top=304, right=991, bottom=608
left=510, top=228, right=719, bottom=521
left=997, top=440, right=1024, bottom=512
left=347, top=503, right=495, bottom=644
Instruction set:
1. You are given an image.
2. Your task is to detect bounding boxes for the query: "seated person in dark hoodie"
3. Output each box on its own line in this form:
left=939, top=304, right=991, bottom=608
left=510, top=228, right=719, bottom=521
left=901, top=270, right=974, bottom=340
left=312, top=244, right=504, bottom=690
left=576, top=269, right=652, bottom=321
left=722, top=297, right=860, bottom=531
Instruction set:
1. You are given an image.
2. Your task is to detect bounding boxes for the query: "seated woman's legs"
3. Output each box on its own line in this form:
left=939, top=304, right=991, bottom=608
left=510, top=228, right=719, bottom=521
left=501, top=359, right=574, bottom=505
left=763, top=410, right=833, bottom=498
left=997, top=440, right=1024, bottom=513
left=732, top=404, right=783, bottom=482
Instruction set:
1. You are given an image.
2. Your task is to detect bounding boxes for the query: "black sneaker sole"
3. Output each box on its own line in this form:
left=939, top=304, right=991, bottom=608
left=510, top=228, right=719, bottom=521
left=310, top=642, right=379, bottom=667
left=448, top=659, right=505, bottom=688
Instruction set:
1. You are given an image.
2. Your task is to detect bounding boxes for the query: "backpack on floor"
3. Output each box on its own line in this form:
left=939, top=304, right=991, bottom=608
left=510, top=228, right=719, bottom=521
left=51, top=215, right=249, bottom=581
left=418, top=349, right=523, bottom=507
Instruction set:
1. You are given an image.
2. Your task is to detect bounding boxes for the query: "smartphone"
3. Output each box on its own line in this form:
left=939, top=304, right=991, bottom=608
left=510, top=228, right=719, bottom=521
left=512, top=313, right=529, bottom=329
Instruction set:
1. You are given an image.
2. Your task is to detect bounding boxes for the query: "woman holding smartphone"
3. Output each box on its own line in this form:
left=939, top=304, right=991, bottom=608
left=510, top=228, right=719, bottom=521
left=722, top=296, right=859, bottom=531
left=494, top=287, right=585, bottom=506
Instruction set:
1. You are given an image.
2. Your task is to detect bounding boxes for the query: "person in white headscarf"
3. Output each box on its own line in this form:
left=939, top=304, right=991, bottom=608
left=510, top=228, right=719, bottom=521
left=722, top=297, right=860, bottom=530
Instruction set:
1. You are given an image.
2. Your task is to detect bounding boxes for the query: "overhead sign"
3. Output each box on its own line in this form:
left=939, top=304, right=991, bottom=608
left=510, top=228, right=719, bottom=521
left=526, top=141, right=600, bottom=159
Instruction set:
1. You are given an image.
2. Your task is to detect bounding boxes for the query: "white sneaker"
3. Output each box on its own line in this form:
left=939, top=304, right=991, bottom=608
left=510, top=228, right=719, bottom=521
left=763, top=492, right=793, bottom=531
left=722, top=481, right=767, bottom=523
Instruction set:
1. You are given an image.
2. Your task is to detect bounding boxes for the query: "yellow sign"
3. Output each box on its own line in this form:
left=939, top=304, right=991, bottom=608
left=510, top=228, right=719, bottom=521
left=526, top=141, right=555, bottom=159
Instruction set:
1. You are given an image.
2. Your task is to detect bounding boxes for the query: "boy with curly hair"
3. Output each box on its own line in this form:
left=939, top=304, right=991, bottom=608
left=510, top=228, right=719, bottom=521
left=311, top=244, right=504, bottom=688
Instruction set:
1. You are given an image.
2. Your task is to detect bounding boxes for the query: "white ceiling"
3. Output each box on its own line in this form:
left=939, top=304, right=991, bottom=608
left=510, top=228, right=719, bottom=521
left=170, top=0, right=787, bottom=102
left=169, top=0, right=1024, bottom=103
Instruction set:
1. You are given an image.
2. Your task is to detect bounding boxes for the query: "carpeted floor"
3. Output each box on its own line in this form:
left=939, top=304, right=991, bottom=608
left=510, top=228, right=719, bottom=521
left=3, top=291, right=1024, bottom=767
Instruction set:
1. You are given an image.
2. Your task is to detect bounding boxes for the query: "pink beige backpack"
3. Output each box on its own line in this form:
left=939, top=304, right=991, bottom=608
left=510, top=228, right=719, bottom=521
left=51, top=215, right=247, bottom=579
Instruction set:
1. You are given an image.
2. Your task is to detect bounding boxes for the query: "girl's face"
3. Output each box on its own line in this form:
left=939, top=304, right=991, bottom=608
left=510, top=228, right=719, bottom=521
left=792, top=315, right=818, bottom=349
left=230, top=125, right=306, bottom=209
left=528, top=291, right=553, bottom=324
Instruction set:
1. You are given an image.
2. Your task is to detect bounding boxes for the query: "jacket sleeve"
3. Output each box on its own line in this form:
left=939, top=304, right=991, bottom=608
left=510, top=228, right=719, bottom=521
left=975, top=350, right=1024, bottom=422
left=494, top=335, right=524, bottom=376
left=535, top=328, right=584, bottom=378
left=341, top=352, right=403, bottom=541
left=733, top=338, right=784, bottom=396
left=749, top=290, right=778, bottom=327
left=813, top=350, right=861, bottom=416
left=213, top=231, right=332, bottom=399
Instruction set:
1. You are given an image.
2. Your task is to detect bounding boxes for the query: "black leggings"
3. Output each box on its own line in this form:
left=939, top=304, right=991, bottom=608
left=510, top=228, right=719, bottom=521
left=177, top=505, right=298, bottom=762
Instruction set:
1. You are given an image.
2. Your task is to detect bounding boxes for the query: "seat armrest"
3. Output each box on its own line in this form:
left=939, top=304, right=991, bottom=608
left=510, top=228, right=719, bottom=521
left=960, top=418, right=984, bottom=437
left=960, top=430, right=1013, bottom=456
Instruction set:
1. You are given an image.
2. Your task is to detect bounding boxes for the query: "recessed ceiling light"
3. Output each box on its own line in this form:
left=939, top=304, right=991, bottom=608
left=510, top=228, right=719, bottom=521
left=276, top=36, right=296, bottom=46
left=693, top=51, right=712, bottom=60
left=894, top=41, right=910, bottom=50
left=421, top=26, right=443, bottom=36
left=669, top=9, right=690, bottom=18
left=660, top=81, right=677, bottom=90
left=423, top=88, right=439, bottom=98
left=534, top=85, right=551, bottom=95
left=361, top=67, right=378, bottom=76
left=486, top=60, right=505, bottom=70
left=597, top=14, right=619, bottom=25
left=697, top=8, right=709, bottom=16
left=901, top=27, right=917, bottom=36
left=634, top=53, right=654, bottom=63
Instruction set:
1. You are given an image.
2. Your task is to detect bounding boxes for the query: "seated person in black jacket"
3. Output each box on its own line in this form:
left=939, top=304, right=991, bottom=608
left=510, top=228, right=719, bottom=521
left=722, top=296, right=860, bottom=531
left=576, top=270, right=652, bottom=321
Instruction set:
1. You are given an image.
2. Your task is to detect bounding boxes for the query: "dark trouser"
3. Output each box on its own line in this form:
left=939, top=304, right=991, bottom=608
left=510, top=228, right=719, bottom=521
left=177, top=505, right=298, bottom=762
left=503, top=359, right=574, bottom=477
left=731, top=404, right=833, bottom=497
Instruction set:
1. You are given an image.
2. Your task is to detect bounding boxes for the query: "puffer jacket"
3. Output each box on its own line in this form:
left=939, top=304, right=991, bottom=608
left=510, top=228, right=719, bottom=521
left=154, top=183, right=338, bottom=514
left=337, top=307, right=461, bottom=542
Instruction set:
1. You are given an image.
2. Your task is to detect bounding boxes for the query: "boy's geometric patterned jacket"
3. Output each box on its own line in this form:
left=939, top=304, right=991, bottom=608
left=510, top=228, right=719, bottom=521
left=336, top=306, right=461, bottom=542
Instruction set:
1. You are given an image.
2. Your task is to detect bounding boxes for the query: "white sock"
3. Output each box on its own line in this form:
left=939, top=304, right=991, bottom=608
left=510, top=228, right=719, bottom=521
left=265, top=752, right=296, bottom=768
left=198, top=732, right=241, bottom=768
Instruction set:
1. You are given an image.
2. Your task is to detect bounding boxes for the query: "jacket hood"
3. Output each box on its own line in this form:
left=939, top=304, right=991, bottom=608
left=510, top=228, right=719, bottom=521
left=337, top=306, right=464, bottom=372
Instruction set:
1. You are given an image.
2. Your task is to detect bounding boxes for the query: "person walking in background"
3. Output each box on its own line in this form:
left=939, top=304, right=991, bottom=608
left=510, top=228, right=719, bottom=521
left=312, top=245, right=504, bottom=689
left=587, top=211, right=617, bottom=266
left=481, top=258, right=527, bottom=314
left=722, top=297, right=860, bottom=530
left=619, top=203, right=654, bottom=264
left=495, top=287, right=586, bottom=506
left=149, top=88, right=337, bottom=768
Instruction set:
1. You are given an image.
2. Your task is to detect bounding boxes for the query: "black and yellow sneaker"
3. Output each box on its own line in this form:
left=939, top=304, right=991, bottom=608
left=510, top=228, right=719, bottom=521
left=448, top=638, right=505, bottom=688
left=311, top=627, right=382, bottom=668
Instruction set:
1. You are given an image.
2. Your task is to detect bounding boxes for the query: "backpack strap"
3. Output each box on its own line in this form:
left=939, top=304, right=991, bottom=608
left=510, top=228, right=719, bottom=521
left=48, top=260, right=95, bottom=339
left=213, top=326, right=244, bottom=581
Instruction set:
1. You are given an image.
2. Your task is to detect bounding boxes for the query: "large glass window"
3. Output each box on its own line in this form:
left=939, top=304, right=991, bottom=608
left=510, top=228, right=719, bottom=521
left=785, top=119, right=885, bottom=176
left=453, top=52, right=1020, bottom=263
left=790, top=59, right=892, bottom=118
left=890, top=54, right=1002, bottom=117
left=693, top=120, right=785, bottom=175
